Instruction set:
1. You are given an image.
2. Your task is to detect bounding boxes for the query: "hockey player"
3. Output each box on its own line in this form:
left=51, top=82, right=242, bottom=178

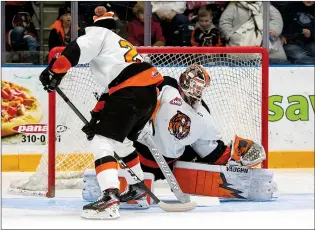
left=135, top=64, right=267, bottom=181
left=83, top=64, right=271, bottom=204
left=39, top=7, right=164, bottom=219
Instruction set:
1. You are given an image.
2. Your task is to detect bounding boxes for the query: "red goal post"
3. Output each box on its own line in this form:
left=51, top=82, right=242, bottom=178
left=10, top=46, right=269, bottom=198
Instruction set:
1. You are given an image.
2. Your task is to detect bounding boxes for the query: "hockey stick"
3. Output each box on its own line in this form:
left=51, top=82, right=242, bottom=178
left=55, top=86, right=197, bottom=212
left=142, top=129, right=191, bottom=204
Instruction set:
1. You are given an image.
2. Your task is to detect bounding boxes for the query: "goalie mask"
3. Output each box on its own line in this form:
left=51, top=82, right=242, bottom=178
left=178, top=64, right=210, bottom=109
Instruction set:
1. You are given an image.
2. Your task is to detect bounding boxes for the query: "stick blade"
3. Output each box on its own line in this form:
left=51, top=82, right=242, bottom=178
left=158, top=201, right=197, bottom=212
left=190, top=195, right=220, bottom=206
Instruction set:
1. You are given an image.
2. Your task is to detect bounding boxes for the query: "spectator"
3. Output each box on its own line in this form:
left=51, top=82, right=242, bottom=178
left=5, top=1, right=39, bottom=64
left=127, top=2, right=165, bottom=46
left=271, top=1, right=288, bottom=16
left=219, top=1, right=263, bottom=47
left=268, top=4, right=288, bottom=63
left=5, top=2, right=38, bottom=53
left=186, top=1, right=227, bottom=26
left=48, top=5, right=84, bottom=51
left=105, top=2, right=137, bottom=22
left=78, top=2, right=132, bottom=39
left=281, top=1, right=315, bottom=64
left=186, top=1, right=212, bottom=11
left=6, top=11, right=38, bottom=52
left=5, top=1, right=34, bottom=33
left=219, top=1, right=287, bottom=63
left=191, top=6, right=224, bottom=47
left=113, top=12, right=128, bottom=40
left=186, top=1, right=212, bottom=22
left=151, top=1, right=189, bottom=45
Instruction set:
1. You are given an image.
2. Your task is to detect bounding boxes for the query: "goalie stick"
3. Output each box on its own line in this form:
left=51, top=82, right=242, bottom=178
left=141, top=123, right=191, bottom=204
left=55, top=86, right=197, bottom=212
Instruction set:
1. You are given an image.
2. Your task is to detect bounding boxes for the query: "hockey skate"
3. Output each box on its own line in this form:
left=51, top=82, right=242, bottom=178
left=119, top=183, right=150, bottom=209
left=81, top=188, right=120, bottom=220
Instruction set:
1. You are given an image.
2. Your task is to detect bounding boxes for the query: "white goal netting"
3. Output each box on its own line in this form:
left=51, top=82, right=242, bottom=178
left=9, top=47, right=266, bottom=196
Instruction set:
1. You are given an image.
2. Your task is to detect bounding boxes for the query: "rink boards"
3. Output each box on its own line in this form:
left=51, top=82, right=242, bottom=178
left=1, top=66, right=314, bottom=169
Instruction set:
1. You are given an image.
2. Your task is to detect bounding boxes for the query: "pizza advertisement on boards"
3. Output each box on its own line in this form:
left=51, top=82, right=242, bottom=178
left=1, top=68, right=49, bottom=146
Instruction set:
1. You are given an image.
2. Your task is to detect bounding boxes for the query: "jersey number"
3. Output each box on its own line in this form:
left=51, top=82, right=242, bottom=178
left=118, top=40, right=143, bottom=63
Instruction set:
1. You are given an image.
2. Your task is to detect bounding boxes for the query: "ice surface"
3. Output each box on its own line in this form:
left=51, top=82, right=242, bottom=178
left=1, top=169, right=314, bottom=229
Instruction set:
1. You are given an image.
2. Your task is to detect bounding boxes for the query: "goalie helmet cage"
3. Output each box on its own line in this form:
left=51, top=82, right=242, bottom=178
left=8, top=46, right=269, bottom=198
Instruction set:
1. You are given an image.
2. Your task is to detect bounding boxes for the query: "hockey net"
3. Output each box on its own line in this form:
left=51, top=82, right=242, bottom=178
left=8, top=46, right=269, bottom=197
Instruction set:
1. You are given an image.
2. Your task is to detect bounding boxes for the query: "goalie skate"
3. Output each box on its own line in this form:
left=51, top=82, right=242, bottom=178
left=81, top=188, right=120, bottom=220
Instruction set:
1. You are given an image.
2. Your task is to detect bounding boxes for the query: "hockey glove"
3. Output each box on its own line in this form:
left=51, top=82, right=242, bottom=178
left=228, top=135, right=266, bottom=168
left=82, top=113, right=99, bottom=141
left=81, top=93, right=109, bottom=141
left=39, top=58, right=66, bottom=93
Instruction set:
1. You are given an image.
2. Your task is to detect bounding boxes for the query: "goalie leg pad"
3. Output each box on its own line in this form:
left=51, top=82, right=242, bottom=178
left=82, top=170, right=102, bottom=202
left=173, top=161, right=277, bottom=201
left=83, top=169, right=154, bottom=209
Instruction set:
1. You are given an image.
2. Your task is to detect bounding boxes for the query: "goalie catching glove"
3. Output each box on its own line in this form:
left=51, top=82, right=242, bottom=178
left=227, top=135, right=266, bottom=168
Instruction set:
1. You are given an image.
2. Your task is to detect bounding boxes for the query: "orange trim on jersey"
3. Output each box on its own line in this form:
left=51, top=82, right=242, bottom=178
left=125, top=156, right=140, bottom=168
left=108, top=67, right=164, bottom=95
left=139, top=153, right=159, bottom=168
left=138, top=153, right=178, bottom=169
left=51, top=55, right=72, bottom=74
left=190, top=29, right=199, bottom=47
left=216, top=36, right=222, bottom=47
left=213, top=146, right=231, bottom=165
left=95, top=162, right=118, bottom=174
left=92, top=100, right=106, bottom=113
left=150, top=99, right=161, bottom=124
left=50, top=20, right=65, bottom=41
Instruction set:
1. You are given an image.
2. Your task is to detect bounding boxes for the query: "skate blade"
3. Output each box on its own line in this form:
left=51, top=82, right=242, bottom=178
left=120, top=199, right=150, bottom=209
left=81, top=205, right=120, bottom=220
